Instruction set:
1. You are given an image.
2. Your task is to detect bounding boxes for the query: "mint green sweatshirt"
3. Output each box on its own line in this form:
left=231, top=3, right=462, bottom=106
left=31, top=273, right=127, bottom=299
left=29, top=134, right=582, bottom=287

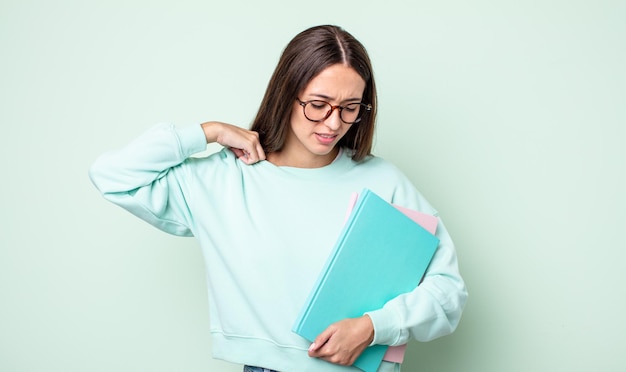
left=89, top=123, right=467, bottom=372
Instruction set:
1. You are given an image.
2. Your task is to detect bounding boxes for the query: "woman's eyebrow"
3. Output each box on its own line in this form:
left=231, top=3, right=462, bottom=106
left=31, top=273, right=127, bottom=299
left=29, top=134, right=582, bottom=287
left=308, top=93, right=363, bottom=103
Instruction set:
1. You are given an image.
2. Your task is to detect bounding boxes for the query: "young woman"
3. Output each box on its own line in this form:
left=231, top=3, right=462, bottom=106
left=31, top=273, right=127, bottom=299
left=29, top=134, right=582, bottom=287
left=89, top=25, right=467, bottom=372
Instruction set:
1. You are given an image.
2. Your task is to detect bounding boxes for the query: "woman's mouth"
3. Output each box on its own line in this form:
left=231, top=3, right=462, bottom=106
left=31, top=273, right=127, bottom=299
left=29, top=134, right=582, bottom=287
left=315, top=133, right=337, bottom=145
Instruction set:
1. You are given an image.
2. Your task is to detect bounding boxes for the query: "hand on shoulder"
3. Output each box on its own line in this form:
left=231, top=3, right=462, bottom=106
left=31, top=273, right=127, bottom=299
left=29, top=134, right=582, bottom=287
left=201, top=121, right=266, bottom=165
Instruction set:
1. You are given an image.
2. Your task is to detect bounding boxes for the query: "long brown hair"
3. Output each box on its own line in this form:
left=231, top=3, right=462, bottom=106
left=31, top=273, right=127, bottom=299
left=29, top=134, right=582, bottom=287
left=250, top=25, right=377, bottom=162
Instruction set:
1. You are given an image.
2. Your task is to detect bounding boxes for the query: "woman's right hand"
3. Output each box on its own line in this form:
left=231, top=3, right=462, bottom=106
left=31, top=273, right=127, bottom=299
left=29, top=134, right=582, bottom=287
left=201, top=121, right=266, bottom=165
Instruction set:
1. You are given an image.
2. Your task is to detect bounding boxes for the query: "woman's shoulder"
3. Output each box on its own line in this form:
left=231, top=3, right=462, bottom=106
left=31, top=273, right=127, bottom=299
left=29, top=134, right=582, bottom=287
left=349, top=151, right=405, bottom=175
left=185, top=147, right=241, bottom=172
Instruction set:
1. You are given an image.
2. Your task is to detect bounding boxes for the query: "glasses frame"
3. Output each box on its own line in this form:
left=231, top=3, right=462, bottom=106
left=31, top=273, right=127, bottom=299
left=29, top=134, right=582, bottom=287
left=296, top=98, right=372, bottom=125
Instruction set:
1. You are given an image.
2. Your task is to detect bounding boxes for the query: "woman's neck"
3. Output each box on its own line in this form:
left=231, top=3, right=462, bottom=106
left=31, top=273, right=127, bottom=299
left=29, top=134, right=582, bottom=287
left=266, top=147, right=341, bottom=168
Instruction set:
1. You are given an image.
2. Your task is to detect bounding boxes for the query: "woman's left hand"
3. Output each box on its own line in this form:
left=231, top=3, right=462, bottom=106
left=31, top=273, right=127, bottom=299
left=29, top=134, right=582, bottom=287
left=307, top=315, right=375, bottom=366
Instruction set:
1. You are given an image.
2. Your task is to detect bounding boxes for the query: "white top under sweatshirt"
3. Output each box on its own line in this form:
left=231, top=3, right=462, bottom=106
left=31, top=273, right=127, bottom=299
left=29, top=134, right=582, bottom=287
left=89, top=123, right=468, bottom=372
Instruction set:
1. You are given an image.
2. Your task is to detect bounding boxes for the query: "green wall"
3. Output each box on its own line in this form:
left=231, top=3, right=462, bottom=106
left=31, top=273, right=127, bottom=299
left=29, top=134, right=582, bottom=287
left=1, top=1, right=624, bottom=371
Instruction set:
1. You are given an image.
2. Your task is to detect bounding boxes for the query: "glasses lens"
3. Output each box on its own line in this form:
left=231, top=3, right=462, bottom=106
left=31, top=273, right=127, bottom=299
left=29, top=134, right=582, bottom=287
left=302, top=100, right=369, bottom=124
left=304, top=101, right=332, bottom=121
left=340, top=103, right=363, bottom=124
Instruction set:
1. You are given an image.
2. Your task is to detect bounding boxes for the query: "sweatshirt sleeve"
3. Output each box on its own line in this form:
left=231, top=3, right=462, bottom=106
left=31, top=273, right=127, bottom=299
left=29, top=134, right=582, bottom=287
left=364, top=179, right=468, bottom=346
left=88, top=123, right=209, bottom=237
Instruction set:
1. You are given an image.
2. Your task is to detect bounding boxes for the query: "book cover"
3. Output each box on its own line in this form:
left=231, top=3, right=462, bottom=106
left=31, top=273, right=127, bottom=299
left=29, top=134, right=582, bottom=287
left=384, top=204, right=438, bottom=364
left=345, top=192, right=439, bottom=364
left=292, top=189, right=440, bottom=372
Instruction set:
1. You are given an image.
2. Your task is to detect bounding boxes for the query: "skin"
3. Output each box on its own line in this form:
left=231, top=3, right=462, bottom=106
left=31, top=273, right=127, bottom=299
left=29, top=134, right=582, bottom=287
left=200, top=63, right=375, bottom=366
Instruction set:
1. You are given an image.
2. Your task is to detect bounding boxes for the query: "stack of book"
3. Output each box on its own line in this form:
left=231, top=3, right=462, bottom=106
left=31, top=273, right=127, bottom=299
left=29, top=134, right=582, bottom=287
left=292, top=189, right=440, bottom=372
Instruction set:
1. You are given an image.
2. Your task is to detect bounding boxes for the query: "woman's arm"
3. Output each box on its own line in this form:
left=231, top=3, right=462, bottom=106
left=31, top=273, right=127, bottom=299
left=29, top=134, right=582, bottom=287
left=88, top=122, right=265, bottom=236
left=366, top=218, right=467, bottom=344
left=88, top=123, right=208, bottom=236
left=308, top=220, right=466, bottom=367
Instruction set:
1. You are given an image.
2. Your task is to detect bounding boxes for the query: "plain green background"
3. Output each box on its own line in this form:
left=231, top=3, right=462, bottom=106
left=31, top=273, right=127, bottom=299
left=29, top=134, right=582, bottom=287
left=1, top=0, right=624, bottom=371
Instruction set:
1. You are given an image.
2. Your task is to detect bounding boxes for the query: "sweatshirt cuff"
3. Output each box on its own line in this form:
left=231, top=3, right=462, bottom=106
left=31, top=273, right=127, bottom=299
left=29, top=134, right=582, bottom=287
left=175, top=124, right=209, bottom=157
left=364, top=308, right=400, bottom=346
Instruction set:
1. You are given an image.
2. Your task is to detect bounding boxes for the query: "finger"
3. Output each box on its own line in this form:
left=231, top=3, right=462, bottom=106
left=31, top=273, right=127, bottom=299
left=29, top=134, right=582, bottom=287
left=242, top=148, right=258, bottom=164
left=229, top=146, right=257, bottom=165
left=229, top=147, right=245, bottom=158
left=245, top=145, right=260, bottom=163
left=308, top=328, right=334, bottom=356
left=229, top=147, right=252, bottom=165
left=244, top=141, right=266, bottom=164
left=243, top=135, right=264, bottom=163
left=255, top=142, right=266, bottom=161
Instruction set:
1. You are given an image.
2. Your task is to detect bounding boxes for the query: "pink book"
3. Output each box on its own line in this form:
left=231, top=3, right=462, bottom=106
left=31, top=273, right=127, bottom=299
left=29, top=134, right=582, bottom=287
left=344, top=193, right=439, bottom=364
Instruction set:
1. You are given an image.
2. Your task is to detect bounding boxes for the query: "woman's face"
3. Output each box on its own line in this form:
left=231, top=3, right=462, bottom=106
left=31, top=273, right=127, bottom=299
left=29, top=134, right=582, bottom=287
left=281, top=63, right=366, bottom=168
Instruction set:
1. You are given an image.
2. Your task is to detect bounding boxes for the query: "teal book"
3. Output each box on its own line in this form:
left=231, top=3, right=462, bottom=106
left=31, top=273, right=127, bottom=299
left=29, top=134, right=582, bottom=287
left=292, top=188, right=440, bottom=372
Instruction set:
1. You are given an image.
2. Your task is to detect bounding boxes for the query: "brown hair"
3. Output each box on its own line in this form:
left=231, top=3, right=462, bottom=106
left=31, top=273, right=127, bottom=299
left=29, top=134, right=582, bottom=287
left=250, top=25, right=377, bottom=162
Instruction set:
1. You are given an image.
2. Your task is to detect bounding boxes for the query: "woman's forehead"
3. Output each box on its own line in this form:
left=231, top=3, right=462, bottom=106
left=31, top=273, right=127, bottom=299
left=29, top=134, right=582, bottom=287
left=300, top=64, right=366, bottom=101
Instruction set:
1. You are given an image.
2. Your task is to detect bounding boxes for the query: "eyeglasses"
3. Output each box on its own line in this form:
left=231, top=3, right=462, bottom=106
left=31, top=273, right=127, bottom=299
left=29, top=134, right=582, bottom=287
left=297, top=98, right=372, bottom=124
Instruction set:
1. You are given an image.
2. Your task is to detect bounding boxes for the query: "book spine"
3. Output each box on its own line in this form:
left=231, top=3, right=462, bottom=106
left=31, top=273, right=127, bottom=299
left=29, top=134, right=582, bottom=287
left=291, top=191, right=370, bottom=336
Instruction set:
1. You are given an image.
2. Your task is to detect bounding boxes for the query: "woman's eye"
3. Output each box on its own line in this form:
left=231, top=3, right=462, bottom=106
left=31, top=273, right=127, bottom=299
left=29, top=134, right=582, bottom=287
left=310, top=102, right=328, bottom=110
left=344, top=104, right=359, bottom=113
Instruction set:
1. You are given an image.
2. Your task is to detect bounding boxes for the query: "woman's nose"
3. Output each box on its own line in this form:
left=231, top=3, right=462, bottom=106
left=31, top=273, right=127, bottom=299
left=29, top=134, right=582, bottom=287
left=324, top=108, right=343, bottom=130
